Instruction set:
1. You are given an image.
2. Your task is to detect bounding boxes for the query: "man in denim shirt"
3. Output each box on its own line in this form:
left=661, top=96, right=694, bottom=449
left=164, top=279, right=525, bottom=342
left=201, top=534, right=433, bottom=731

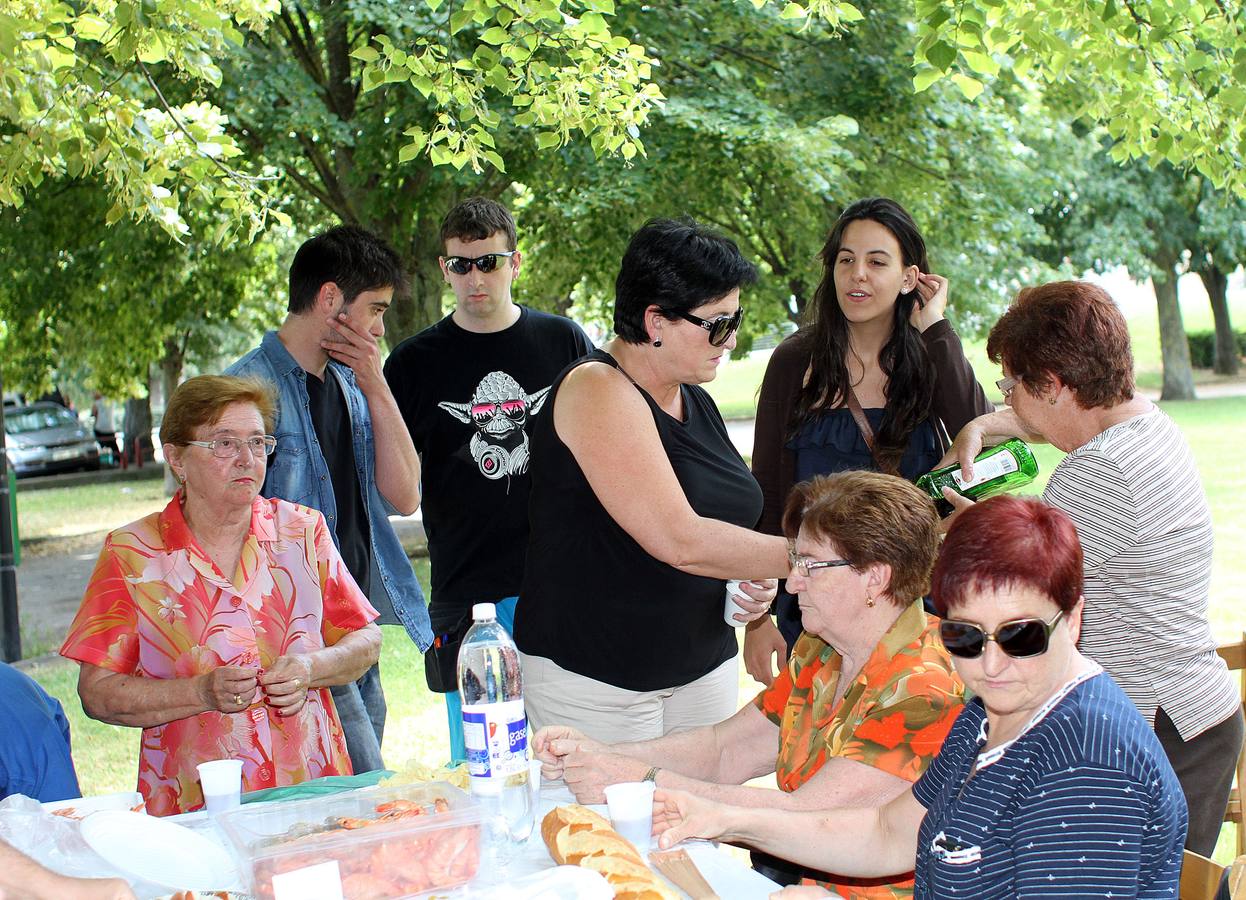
left=228, top=225, right=432, bottom=772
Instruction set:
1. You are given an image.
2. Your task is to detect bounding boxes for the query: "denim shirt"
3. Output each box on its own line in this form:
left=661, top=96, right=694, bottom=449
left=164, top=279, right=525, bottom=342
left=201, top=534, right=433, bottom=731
left=227, top=331, right=432, bottom=651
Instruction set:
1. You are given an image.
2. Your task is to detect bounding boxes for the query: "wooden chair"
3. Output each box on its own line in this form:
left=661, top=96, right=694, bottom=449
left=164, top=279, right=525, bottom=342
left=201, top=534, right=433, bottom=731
left=1182, top=849, right=1226, bottom=900
left=1228, top=854, right=1246, bottom=899
left=1216, top=635, right=1246, bottom=856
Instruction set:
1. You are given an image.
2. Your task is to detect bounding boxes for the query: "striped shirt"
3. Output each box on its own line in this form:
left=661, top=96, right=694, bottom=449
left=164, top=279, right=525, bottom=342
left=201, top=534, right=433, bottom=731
left=1042, top=408, right=1238, bottom=740
left=912, top=671, right=1187, bottom=898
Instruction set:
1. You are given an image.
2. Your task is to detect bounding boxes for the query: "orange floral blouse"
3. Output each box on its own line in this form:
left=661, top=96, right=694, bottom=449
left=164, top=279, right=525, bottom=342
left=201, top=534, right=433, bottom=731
left=60, top=494, right=378, bottom=816
left=754, top=600, right=964, bottom=900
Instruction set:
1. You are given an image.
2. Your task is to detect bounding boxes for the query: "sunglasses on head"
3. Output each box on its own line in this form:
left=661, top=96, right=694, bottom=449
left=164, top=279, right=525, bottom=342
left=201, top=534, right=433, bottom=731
left=676, top=307, right=743, bottom=347
left=443, top=251, right=516, bottom=275
left=939, top=610, right=1064, bottom=659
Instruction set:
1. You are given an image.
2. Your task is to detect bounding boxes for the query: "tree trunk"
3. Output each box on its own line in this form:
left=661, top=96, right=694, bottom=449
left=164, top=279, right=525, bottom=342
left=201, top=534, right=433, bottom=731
left=159, top=339, right=186, bottom=496
left=1152, top=259, right=1197, bottom=401
left=1198, top=265, right=1239, bottom=376
left=380, top=207, right=449, bottom=347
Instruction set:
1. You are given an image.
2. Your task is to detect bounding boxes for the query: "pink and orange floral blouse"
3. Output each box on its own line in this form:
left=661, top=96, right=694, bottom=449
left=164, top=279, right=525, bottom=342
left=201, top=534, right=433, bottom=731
left=60, top=493, right=378, bottom=816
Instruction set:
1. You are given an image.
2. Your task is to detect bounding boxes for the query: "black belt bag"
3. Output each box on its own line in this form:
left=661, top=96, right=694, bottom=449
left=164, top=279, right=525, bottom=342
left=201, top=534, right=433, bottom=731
left=424, top=615, right=470, bottom=693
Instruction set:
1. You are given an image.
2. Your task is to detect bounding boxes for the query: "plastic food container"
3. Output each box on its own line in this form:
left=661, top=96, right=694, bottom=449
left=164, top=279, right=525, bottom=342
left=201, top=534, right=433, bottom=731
left=217, top=781, right=482, bottom=899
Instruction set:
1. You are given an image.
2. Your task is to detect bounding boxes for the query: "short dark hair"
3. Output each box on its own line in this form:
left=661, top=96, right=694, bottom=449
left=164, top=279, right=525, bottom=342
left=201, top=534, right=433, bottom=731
left=613, top=218, right=757, bottom=344
left=288, top=225, right=406, bottom=314
left=986, top=280, right=1134, bottom=409
left=439, top=197, right=517, bottom=250
left=781, top=471, right=940, bottom=606
left=931, top=495, right=1084, bottom=616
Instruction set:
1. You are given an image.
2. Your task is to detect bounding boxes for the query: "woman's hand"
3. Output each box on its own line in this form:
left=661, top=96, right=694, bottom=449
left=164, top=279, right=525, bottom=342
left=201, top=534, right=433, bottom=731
left=532, top=725, right=592, bottom=780
left=910, top=272, right=948, bottom=333
left=727, top=580, right=777, bottom=625
left=260, top=654, right=314, bottom=717
left=744, top=617, right=787, bottom=688
left=653, top=788, right=732, bottom=849
left=560, top=750, right=649, bottom=804
left=198, top=666, right=260, bottom=714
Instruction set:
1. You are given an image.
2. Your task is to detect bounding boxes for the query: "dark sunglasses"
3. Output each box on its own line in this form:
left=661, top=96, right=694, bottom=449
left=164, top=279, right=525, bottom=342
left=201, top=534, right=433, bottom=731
left=939, top=610, right=1065, bottom=659
left=676, top=308, right=743, bottom=347
left=444, top=251, right=516, bottom=275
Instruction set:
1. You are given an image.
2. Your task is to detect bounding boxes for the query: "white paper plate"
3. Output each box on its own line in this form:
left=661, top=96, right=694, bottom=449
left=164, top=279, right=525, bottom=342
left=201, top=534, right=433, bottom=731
left=81, top=810, right=242, bottom=891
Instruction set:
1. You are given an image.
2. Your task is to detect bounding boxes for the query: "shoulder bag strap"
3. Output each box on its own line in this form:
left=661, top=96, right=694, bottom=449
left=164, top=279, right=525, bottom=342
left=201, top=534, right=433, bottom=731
left=845, top=386, right=897, bottom=475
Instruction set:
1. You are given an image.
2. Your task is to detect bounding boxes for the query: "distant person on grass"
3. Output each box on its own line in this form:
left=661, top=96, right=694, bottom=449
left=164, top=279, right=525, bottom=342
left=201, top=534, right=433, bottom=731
left=228, top=225, right=433, bottom=773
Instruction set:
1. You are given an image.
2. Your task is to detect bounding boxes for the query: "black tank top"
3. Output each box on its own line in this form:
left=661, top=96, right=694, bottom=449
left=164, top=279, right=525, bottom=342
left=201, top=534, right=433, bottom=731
left=514, top=349, right=764, bottom=691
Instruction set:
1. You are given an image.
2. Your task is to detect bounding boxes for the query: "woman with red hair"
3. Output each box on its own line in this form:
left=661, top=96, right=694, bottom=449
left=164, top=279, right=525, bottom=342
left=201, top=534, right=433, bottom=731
left=651, top=496, right=1187, bottom=899
left=937, top=280, right=1242, bottom=855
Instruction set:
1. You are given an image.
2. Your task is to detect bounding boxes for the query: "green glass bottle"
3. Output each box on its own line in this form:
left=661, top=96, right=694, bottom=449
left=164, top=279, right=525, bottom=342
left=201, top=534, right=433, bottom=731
left=916, top=438, right=1039, bottom=517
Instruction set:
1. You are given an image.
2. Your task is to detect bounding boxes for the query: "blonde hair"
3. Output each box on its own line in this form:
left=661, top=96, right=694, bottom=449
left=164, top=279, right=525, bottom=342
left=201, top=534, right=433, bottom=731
left=160, top=375, right=276, bottom=445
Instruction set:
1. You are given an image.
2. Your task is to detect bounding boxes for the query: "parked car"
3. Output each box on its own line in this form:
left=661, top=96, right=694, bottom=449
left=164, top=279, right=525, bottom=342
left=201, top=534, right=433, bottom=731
left=3, top=402, right=100, bottom=477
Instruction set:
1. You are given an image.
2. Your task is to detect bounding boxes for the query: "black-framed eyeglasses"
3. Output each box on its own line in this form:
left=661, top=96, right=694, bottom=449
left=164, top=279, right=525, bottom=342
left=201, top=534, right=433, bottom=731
left=939, top=610, right=1065, bottom=660
left=996, top=374, right=1023, bottom=400
left=675, top=307, right=743, bottom=347
left=184, top=436, right=277, bottom=459
left=443, top=252, right=516, bottom=275
left=788, top=547, right=854, bottom=578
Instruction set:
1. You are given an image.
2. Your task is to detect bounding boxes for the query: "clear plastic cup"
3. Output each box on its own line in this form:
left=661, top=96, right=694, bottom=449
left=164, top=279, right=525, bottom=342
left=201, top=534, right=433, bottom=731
left=528, top=758, right=543, bottom=817
left=603, top=781, right=655, bottom=853
left=197, top=759, right=243, bottom=815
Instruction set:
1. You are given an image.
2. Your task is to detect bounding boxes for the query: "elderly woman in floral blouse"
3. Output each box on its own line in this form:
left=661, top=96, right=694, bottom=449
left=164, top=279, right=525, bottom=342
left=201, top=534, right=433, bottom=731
left=536, top=471, right=964, bottom=898
left=60, top=376, right=381, bottom=816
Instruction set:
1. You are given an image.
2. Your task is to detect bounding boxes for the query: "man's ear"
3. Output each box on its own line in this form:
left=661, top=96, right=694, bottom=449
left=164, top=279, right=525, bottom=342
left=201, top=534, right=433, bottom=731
left=316, top=282, right=342, bottom=315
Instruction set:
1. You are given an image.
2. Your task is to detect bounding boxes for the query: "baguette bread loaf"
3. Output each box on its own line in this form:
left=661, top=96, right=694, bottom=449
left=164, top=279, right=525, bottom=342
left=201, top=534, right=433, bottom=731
left=541, top=805, right=677, bottom=899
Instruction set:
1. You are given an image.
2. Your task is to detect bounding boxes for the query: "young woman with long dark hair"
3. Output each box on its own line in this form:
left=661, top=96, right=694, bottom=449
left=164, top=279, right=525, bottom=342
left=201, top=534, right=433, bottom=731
left=745, top=198, right=992, bottom=687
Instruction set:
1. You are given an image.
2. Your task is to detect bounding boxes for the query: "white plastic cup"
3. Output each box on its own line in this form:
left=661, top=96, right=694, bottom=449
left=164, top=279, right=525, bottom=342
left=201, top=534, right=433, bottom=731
left=528, top=758, right=543, bottom=817
left=724, top=579, right=752, bottom=626
left=603, top=781, right=656, bottom=853
left=197, top=759, right=243, bottom=815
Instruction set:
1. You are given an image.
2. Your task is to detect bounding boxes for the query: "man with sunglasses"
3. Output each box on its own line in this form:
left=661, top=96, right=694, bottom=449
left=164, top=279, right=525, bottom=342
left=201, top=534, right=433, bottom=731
left=228, top=225, right=433, bottom=774
left=384, top=197, right=592, bottom=764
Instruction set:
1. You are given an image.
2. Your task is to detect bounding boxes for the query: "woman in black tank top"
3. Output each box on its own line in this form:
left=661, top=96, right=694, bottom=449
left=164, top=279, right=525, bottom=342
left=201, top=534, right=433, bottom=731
left=514, top=219, right=791, bottom=742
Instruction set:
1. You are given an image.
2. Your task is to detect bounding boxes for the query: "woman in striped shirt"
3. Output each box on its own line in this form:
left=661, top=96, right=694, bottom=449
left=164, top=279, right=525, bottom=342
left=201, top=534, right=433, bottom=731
left=936, top=279, right=1243, bottom=855
left=652, top=496, right=1187, bottom=898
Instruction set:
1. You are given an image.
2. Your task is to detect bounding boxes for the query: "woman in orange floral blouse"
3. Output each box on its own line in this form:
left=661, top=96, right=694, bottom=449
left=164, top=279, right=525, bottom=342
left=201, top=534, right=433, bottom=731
left=60, top=376, right=382, bottom=816
left=535, top=471, right=964, bottom=899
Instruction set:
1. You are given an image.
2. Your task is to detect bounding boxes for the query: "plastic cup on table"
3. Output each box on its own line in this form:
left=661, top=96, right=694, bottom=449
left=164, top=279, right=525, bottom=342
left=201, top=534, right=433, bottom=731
left=724, top=580, right=752, bottom=626
left=197, top=759, right=243, bottom=815
left=528, top=758, right=543, bottom=817
left=603, top=781, right=656, bottom=853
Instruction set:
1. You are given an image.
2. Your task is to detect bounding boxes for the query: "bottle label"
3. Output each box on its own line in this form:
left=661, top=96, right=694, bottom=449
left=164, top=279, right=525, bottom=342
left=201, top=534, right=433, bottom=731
left=950, top=451, right=1019, bottom=491
left=462, top=698, right=528, bottom=783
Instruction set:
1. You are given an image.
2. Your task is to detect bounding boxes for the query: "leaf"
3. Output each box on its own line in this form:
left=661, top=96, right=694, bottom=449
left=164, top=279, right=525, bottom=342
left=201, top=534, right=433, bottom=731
left=926, top=39, right=957, bottom=71
left=398, top=142, right=422, bottom=163
left=951, top=72, right=984, bottom=100
left=480, top=26, right=509, bottom=45
left=780, top=3, right=808, bottom=19
left=962, top=50, right=999, bottom=76
left=350, top=46, right=380, bottom=63
left=913, top=67, right=943, bottom=92
left=535, top=131, right=561, bottom=150
left=450, top=10, right=475, bottom=34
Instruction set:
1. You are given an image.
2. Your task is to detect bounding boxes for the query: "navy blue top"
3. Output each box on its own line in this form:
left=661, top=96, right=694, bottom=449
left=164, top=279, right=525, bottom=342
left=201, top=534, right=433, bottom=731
left=787, top=407, right=942, bottom=483
left=0, top=663, right=80, bottom=802
left=911, top=671, right=1186, bottom=899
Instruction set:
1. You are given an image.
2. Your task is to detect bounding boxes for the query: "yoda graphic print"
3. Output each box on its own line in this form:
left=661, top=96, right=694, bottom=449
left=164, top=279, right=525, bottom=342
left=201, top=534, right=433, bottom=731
left=438, top=371, right=551, bottom=480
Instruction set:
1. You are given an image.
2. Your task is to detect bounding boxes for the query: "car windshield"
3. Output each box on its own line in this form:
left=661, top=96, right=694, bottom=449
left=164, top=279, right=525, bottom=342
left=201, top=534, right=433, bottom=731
left=7, top=406, right=79, bottom=434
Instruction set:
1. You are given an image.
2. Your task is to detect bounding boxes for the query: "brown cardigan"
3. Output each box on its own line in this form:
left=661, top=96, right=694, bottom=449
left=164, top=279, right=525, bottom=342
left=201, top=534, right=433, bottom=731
left=750, top=319, right=994, bottom=536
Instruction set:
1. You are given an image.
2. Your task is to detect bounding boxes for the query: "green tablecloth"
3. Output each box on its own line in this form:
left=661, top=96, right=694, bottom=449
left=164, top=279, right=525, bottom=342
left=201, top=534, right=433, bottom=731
left=241, top=770, right=394, bottom=805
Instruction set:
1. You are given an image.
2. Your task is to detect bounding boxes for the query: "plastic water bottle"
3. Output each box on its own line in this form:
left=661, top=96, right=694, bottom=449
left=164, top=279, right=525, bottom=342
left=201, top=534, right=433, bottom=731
left=457, top=603, right=533, bottom=851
